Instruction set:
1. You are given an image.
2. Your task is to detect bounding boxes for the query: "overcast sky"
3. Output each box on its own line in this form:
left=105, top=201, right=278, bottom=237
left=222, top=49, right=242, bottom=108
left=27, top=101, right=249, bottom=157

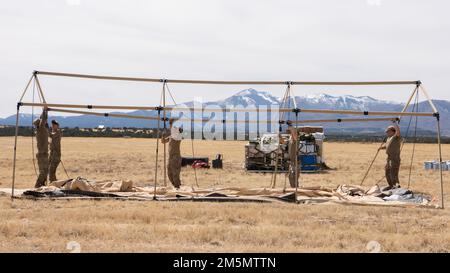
left=1, top=0, right=449, bottom=117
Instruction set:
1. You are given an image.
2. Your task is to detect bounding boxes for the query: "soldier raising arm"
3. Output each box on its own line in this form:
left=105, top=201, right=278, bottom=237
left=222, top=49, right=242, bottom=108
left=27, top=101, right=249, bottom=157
left=33, top=107, right=49, bottom=188
left=161, top=119, right=183, bottom=189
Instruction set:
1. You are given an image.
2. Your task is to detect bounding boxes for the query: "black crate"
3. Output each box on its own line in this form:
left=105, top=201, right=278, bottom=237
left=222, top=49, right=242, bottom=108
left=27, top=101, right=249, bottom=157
left=181, top=157, right=209, bottom=167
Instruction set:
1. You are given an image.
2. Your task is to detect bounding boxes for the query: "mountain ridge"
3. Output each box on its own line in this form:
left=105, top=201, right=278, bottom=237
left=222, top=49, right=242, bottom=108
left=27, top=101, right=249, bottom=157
left=1, top=89, right=449, bottom=135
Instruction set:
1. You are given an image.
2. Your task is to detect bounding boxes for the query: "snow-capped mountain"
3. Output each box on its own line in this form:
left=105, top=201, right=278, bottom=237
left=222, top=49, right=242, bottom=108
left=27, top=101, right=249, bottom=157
left=296, top=93, right=399, bottom=111
left=1, top=89, right=449, bottom=135
left=207, top=89, right=401, bottom=111
left=216, top=88, right=280, bottom=107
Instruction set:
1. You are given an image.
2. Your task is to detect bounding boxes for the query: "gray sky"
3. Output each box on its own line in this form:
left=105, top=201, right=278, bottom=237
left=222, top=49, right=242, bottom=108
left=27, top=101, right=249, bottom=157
left=1, top=0, right=449, bottom=117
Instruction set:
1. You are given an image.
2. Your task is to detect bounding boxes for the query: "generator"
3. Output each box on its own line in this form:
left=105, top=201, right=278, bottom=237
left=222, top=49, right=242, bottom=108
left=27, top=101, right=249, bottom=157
left=245, top=126, right=325, bottom=173
left=245, top=134, right=290, bottom=172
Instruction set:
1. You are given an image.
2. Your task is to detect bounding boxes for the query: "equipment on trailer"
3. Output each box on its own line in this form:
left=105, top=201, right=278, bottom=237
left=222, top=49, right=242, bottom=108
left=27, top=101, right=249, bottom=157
left=245, top=126, right=325, bottom=173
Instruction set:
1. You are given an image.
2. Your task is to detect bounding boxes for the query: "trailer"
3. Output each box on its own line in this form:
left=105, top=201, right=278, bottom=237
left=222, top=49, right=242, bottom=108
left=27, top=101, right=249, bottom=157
left=245, top=126, right=325, bottom=173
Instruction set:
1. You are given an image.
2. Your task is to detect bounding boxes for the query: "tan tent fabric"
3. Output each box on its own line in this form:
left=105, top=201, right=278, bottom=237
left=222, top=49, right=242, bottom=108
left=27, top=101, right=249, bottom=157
left=2, top=176, right=432, bottom=208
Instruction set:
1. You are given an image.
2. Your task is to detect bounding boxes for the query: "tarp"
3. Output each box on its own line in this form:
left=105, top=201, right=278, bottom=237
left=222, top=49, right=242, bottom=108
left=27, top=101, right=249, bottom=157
left=1, top=176, right=434, bottom=207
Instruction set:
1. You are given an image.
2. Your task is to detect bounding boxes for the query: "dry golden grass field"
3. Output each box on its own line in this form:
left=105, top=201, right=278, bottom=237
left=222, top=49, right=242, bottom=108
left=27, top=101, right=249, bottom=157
left=1, top=136, right=450, bottom=252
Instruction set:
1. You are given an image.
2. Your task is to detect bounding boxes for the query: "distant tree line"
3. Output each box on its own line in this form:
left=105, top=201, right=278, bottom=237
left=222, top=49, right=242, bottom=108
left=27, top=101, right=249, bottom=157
left=0, top=126, right=449, bottom=143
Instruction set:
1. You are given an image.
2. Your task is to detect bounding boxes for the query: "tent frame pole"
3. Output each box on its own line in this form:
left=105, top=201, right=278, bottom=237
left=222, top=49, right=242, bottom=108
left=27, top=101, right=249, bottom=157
left=294, top=108, right=300, bottom=202
left=34, top=70, right=420, bottom=86
left=419, top=85, right=438, bottom=113
left=33, top=73, right=47, bottom=103
left=11, top=103, right=21, bottom=199
left=436, top=114, right=445, bottom=209
left=20, top=102, right=435, bottom=117
left=162, top=81, right=167, bottom=187
left=153, top=108, right=162, bottom=200
left=18, top=75, right=34, bottom=102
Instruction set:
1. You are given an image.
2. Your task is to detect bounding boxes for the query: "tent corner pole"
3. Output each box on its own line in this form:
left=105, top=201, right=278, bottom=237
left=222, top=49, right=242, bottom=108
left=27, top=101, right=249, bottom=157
left=435, top=114, right=444, bottom=209
left=294, top=106, right=300, bottom=203
left=153, top=108, right=161, bottom=200
left=162, top=81, right=167, bottom=187
left=33, top=73, right=47, bottom=103
left=11, top=102, right=22, bottom=200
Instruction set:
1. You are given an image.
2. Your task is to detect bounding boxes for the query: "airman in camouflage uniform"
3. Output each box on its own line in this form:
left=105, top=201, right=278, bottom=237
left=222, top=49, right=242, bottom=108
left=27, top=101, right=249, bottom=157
left=287, top=123, right=299, bottom=188
left=379, top=123, right=402, bottom=189
left=162, top=119, right=183, bottom=189
left=33, top=108, right=49, bottom=188
left=48, top=119, right=62, bottom=182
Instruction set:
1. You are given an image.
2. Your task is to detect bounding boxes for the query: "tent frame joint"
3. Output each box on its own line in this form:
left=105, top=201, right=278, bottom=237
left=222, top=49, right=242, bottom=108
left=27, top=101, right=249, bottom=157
left=433, top=112, right=440, bottom=121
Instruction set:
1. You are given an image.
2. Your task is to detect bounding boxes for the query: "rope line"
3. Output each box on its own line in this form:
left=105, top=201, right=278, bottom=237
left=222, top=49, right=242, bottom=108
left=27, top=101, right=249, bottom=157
left=407, top=92, right=419, bottom=188
left=60, top=160, right=70, bottom=179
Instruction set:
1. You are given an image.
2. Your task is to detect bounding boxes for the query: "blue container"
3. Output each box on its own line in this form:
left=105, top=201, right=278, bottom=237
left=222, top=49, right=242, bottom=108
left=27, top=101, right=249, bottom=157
left=300, top=154, right=318, bottom=171
left=300, top=154, right=316, bottom=165
left=433, top=162, right=440, bottom=170
left=424, top=161, right=434, bottom=170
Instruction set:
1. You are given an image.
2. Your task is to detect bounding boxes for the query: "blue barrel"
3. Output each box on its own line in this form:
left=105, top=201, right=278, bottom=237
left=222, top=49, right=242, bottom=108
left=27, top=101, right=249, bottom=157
left=300, top=154, right=318, bottom=171
left=433, top=162, right=440, bottom=170
left=424, top=161, right=433, bottom=170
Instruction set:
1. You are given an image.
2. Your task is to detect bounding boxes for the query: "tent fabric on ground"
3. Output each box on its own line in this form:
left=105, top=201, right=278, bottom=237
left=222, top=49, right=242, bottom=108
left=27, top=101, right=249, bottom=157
left=2, top=177, right=434, bottom=207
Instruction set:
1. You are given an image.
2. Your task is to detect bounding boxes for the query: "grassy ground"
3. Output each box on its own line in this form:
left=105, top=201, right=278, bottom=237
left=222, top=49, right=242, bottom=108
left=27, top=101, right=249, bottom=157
left=1, top=137, right=449, bottom=252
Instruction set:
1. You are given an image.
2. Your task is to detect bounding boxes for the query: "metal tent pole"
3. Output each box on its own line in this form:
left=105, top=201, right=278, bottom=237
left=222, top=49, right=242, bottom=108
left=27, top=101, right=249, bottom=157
left=294, top=108, right=300, bottom=202
left=271, top=84, right=290, bottom=188
left=153, top=108, right=162, bottom=200
left=419, top=85, right=438, bottom=113
left=18, top=75, right=34, bottom=102
left=436, top=114, right=445, bottom=209
left=34, top=71, right=420, bottom=86
left=33, top=74, right=47, bottom=103
left=21, top=102, right=159, bottom=111
left=21, top=102, right=435, bottom=117
left=47, top=108, right=160, bottom=120
left=11, top=103, right=21, bottom=199
left=162, top=81, right=167, bottom=187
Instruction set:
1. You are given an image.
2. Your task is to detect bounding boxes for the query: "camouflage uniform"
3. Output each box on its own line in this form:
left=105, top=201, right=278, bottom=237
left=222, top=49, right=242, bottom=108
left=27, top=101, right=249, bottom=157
left=34, top=110, right=49, bottom=188
left=168, top=138, right=182, bottom=188
left=385, top=135, right=401, bottom=187
left=48, top=129, right=62, bottom=182
left=288, top=132, right=299, bottom=188
left=164, top=127, right=182, bottom=188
